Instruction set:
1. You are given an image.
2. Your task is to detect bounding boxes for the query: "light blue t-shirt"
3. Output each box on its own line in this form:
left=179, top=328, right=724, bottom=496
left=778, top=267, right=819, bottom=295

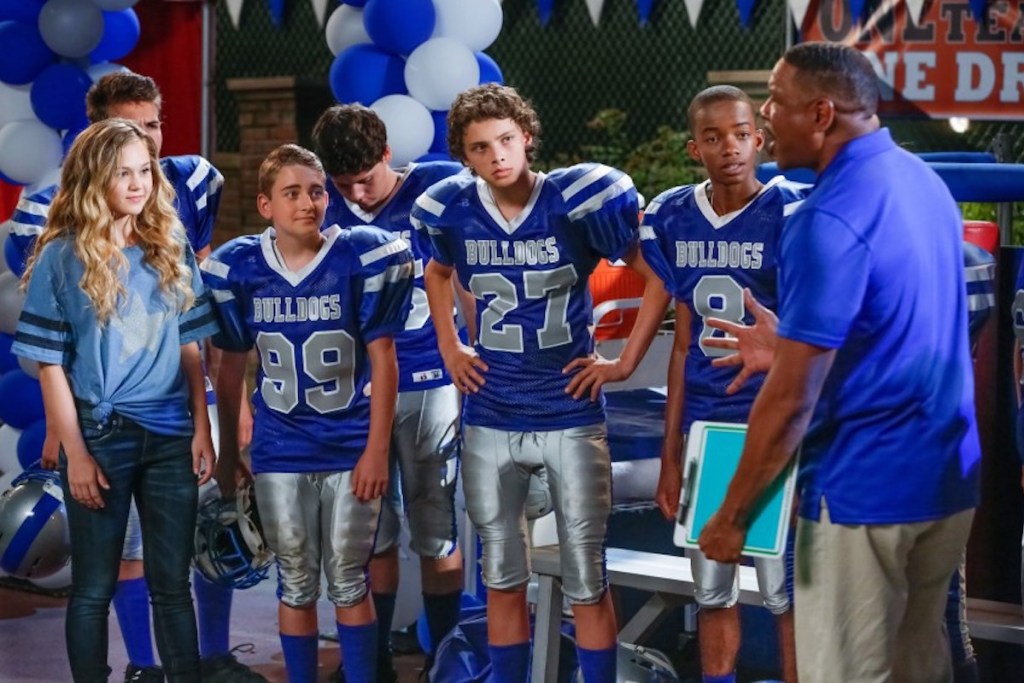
left=777, top=128, right=981, bottom=524
left=12, top=236, right=219, bottom=437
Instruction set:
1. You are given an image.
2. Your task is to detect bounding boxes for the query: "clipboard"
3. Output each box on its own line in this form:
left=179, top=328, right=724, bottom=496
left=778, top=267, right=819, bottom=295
left=672, top=421, right=797, bottom=558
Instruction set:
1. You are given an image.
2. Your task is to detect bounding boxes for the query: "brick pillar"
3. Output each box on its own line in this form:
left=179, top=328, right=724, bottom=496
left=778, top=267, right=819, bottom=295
left=227, top=77, right=300, bottom=236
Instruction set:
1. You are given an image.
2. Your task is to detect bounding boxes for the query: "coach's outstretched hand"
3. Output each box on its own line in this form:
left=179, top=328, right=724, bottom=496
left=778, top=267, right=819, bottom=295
left=705, top=288, right=779, bottom=395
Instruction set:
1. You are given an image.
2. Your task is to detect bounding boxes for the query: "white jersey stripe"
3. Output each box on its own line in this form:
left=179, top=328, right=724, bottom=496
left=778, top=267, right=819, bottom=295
left=566, top=174, right=634, bottom=222
left=186, top=158, right=212, bottom=192
left=415, top=194, right=445, bottom=218
left=359, top=237, right=409, bottom=267
left=783, top=200, right=804, bottom=217
left=363, top=263, right=412, bottom=293
left=560, top=164, right=613, bottom=202
left=196, top=192, right=208, bottom=211
left=639, top=225, right=656, bottom=241
left=968, top=292, right=996, bottom=311
left=965, top=263, right=995, bottom=282
left=200, top=258, right=231, bottom=279
left=210, top=288, right=235, bottom=303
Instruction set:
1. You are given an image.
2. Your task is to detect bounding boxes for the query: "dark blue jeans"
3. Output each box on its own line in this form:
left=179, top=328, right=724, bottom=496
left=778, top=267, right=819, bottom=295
left=60, top=407, right=200, bottom=682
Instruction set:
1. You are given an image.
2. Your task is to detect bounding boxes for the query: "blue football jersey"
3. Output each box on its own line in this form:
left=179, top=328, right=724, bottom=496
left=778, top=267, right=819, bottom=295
left=325, top=161, right=464, bottom=392
left=412, top=163, right=640, bottom=430
left=200, top=225, right=414, bottom=474
left=640, top=177, right=807, bottom=430
left=7, top=154, right=223, bottom=267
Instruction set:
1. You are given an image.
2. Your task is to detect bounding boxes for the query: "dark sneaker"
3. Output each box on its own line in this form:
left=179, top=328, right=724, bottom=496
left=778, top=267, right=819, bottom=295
left=329, top=657, right=399, bottom=683
left=124, top=664, right=164, bottom=683
left=200, top=652, right=269, bottom=682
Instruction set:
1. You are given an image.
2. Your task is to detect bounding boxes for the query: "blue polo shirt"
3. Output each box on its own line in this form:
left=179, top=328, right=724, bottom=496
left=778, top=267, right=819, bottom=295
left=777, top=128, right=981, bottom=524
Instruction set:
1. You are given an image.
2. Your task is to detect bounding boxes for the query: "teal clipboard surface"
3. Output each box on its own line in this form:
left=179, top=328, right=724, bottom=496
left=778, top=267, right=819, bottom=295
left=672, top=421, right=796, bottom=558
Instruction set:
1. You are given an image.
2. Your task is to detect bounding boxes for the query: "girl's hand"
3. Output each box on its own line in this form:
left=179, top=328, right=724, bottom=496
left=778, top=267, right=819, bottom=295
left=351, top=450, right=388, bottom=502
left=66, top=453, right=109, bottom=509
left=193, top=430, right=216, bottom=486
left=40, top=431, right=60, bottom=470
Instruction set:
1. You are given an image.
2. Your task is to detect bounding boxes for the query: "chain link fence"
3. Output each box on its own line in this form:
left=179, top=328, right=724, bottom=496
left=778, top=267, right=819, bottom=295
left=213, top=0, right=1023, bottom=200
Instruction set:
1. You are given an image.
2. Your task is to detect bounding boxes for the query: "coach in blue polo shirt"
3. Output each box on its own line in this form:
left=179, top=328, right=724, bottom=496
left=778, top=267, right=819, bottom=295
left=698, top=42, right=980, bottom=682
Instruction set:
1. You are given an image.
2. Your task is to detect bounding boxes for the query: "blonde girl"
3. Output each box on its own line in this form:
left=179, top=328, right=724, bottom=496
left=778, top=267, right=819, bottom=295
left=13, top=118, right=219, bottom=683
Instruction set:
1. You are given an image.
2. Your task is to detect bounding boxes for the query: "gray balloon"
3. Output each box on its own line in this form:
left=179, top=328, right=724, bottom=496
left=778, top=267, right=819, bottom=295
left=0, top=221, right=12, bottom=276
left=0, top=272, right=26, bottom=336
left=17, top=355, right=39, bottom=380
left=92, top=0, right=140, bottom=9
left=38, top=0, right=104, bottom=59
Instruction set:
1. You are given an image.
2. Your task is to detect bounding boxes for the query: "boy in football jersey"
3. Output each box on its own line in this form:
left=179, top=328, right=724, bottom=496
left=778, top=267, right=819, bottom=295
left=412, top=84, right=668, bottom=683
left=5, top=72, right=260, bottom=683
left=202, top=144, right=414, bottom=683
left=640, top=86, right=802, bottom=683
left=311, top=105, right=468, bottom=681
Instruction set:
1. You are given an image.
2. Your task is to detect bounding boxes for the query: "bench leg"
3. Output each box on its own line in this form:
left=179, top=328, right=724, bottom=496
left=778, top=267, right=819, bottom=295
left=532, top=574, right=563, bottom=683
left=618, top=592, right=688, bottom=645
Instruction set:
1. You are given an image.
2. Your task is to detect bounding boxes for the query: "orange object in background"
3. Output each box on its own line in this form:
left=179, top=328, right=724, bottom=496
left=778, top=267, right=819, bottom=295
left=590, top=258, right=646, bottom=340
left=1, top=180, right=21, bottom=222
left=964, top=220, right=998, bottom=254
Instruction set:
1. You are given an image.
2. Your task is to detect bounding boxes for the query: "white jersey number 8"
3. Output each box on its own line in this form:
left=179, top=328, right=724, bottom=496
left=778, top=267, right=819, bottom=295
left=256, top=330, right=357, bottom=414
left=693, top=274, right=745, bottom=358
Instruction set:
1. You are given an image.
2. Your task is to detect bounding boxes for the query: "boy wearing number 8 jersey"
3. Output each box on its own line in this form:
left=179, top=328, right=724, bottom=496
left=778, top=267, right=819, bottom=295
left=412, top=84, right=668, bottom=683
left=641, top=86, right=806, bottom=683
left=201, top=144, right=414, bottom=683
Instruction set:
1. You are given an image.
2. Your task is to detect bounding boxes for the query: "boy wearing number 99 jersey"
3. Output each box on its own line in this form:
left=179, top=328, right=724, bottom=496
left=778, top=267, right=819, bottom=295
left=201, top=144, right=414, bottom=683
left=640, top=86, right=806, bottom=683
left=412, top=84, right=667, bottom=683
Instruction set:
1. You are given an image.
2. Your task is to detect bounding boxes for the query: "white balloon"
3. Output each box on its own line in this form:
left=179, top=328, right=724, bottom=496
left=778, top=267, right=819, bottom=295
left=404, top=38, right=479, bottom=112
left=86, top=62, right=128, bottom=84
left=370, top=95, right=434, bottom=166
left=38, top=0, right=105, bottom=59
left=325, top=5, right=371, bottom=57
left=0, top=120, right=63, bottom=185
left=0, top=83, right=36, bottom=129
left=431, top=0, right=503, bottom=51
left=0, top=424, right=23, bottom=477
left=0, top=271, right=26, bottom=336
left=30, top=560, right=72, bottom=590
left=92, top=0, right=140, bottom=9
left=17, top=355, right=40, bottom=380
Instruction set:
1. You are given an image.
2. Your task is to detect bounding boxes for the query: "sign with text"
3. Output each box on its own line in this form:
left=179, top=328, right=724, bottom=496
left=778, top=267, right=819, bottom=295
left=802, top=0, right=1024, bottom=120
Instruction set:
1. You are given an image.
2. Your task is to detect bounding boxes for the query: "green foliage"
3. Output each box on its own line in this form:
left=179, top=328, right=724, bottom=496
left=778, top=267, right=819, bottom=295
left=960, top=202, right=1024, bottom=246
left=537, top=108, right=704, bottom=203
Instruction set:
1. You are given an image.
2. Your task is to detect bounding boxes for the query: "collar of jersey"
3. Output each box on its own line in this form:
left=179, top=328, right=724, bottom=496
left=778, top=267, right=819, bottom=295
left=343, top=163, right=414, bottom=223
left=695, top=175, right=784, bottom=229
left=476, top=171, right=546, bottom=236
left=260, top=224, right=342, bottom=287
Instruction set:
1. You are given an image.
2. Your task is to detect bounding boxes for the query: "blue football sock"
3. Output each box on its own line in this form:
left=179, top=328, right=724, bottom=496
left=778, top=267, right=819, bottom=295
left=372, top=592, right=396, bottom=661
left=280, top=633, right=318, bottom=683
left=337, top=621, right=378, bottom=683
left=113, top=577, right=156, bottom=668
left=194, top=569, right=233, bottom=659
left=422, top=590, right=462, bottom=655
left=488, top=641, right=530, bottom=683
left=703, top=673, right=736, bottom=683
left=576, top=645, right=617, bottom=683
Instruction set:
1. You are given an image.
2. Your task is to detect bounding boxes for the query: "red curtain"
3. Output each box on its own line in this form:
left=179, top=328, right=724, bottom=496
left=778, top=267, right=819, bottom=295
left=123, top=0, right=204, bottom=156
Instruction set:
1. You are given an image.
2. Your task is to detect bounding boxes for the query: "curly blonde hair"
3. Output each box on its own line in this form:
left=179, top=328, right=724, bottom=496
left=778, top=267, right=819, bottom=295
left=22, top=119, right=193, bottom=324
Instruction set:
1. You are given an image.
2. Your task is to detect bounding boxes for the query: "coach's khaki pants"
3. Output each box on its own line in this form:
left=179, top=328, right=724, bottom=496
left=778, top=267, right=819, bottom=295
left=794, top=502, right=974, bottom=683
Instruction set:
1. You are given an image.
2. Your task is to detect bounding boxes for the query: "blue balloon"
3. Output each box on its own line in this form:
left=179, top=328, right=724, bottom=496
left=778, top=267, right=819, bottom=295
left=90, top=9, right=140, bottom=63
left=342, top=0, right=367, bottom=6
left=476, top=52, right=504, bottom=85
left=16, top=418, right=47, bottom=471
left=4, top=231, right=27, bottom=277
left=329, top=44, right=406, bottom=106
left=429, top=110, right=449, bottom=155
left=30, top=63, right=91, bottom=131
left=0, top=369, right=44, bottom=429
left=416, top=152, right=454, bottom=163
left=0, top=0, right=45, bottom=23
left=62, top=122, right=87, bottom=158
left=0, top=21, right=57, bottom=85
left=363, top=0, right=434, bottom=55
left=0, top=331, right=18, bottom=373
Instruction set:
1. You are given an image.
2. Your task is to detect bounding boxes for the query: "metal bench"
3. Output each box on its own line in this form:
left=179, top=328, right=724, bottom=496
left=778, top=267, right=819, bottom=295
left=529, top=545, right=1024, bottom=682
